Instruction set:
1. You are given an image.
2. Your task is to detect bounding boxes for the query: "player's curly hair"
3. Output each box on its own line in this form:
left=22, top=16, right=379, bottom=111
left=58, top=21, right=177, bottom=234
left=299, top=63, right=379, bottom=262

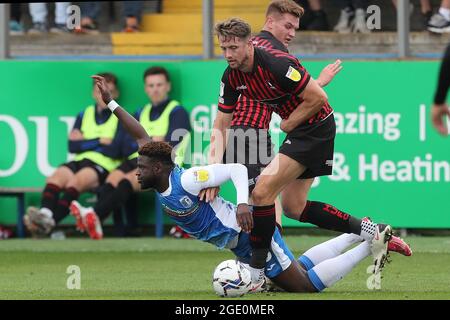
left=266, top=0, right=304, bottom=19
left=138, top=141, right=174, bottom=166
left=214, top=18, right=251, bottom=40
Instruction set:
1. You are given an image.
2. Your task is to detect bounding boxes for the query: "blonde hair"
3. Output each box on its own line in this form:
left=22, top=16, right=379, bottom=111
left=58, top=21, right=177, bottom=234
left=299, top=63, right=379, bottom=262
left=266, top=0, right=304, bottom=19
left=214, top=18, right=252, bottom=40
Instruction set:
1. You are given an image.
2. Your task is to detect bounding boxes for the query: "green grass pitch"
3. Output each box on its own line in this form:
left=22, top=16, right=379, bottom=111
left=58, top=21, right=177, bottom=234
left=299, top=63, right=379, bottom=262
left=0, top=236, right=449, bottom=300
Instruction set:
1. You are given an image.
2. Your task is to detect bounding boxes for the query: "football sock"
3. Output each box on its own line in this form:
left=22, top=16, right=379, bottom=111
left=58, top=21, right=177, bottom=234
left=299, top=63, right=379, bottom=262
left=53, top=187, right=80, bottom=223
left=299, top=201, right=377, bottom=242
left=40, top=183, right=61, bottom=214
left=307, top=241, right=371, bottom=291
left=298, top=233, right=363, bottom=270
left=95, top=180, right=134, bottom=221
left=250, top=204, right=276, bottom=270
left=94, top=182, right=117, bottom=221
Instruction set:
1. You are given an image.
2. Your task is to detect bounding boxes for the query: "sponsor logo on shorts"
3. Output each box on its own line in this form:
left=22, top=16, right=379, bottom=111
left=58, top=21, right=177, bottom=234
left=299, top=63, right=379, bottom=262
left=285, top=139, right=292, bottom=145
left=325, top=160, right=333, bottom=166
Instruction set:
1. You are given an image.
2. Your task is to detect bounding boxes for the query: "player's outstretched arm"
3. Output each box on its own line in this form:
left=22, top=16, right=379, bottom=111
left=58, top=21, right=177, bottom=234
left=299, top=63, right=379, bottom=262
left=92, top=75, right=151, bottom=148
left=181, top=163, right=253, bottom=232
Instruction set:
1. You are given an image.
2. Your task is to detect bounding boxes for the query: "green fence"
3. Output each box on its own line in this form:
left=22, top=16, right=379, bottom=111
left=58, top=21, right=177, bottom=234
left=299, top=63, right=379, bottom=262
left=0, top=60, right=448, bottom=228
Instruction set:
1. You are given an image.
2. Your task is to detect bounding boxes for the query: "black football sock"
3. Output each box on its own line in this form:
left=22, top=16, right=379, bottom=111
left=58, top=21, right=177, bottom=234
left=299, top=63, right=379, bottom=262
left=299, top=201, right=377, bottom=241
left=94, top=183, right=117, bottom=221
left=95, top=179, right=133, bottom=222
left=40, top=183, right=61, bottom=213
left=250, top=204, right=276, bottom=269
left=54, top=187, right=80, bottom=223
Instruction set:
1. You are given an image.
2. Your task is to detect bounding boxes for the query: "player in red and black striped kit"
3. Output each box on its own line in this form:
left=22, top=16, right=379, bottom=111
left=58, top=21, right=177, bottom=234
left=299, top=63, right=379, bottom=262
left=212, top=17, right=411, bottom=290
left=205, top=1, right=341, bottom=204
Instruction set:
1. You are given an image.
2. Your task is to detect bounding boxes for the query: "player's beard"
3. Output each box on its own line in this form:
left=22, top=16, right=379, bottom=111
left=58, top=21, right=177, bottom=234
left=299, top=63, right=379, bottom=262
left=237, top=54, right=251, bottom=72
left=138, top=177, right=155, bottom=191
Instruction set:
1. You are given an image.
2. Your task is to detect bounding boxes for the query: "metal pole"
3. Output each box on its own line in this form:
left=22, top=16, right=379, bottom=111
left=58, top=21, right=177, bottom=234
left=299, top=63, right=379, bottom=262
left=397, top=0, right=410, bottom=58
left=202, top=0, right=214, bottom=59
left=0, top=4, right=10, bottom=59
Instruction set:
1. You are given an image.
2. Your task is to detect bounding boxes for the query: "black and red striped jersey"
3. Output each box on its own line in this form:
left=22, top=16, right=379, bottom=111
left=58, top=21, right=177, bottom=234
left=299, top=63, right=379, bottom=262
left=251, top=30, right=288, bottom=53
left=218, top=47, right=333, bottom=128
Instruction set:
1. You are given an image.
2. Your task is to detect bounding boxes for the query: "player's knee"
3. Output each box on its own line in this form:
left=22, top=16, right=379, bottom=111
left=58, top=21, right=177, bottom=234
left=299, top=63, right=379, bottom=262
left=69, top=173, right=97, bottom=192
left=46, top=172, right=65, bottom=187
left=106, top=170, right=125, bottom=186
left=251, top=184, right=273, bottom=205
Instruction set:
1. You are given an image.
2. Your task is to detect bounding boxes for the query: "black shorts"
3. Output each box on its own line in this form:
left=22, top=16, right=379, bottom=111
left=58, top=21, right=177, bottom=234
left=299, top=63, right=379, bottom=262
left=62, top=159, right=110, bottom=184
left=279, top=114, right=336, bottom=179
left=116, top=158, right=138, bottom=174
left=223, top=126, right=275, bottom=192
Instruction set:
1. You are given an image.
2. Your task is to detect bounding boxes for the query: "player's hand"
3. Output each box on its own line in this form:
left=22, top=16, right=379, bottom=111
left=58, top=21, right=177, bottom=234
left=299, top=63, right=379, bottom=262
left=236, top=203, right=253, bottom=233
left=99, top=137, right=113, bottom=145
left=431, top=103, right=450, bottom=136
left=199, top=187, right=220, bottom=203
left=317, top=59, right=343, bottom=87
left=280, top=119, right=294, bottom=133
left=91, top=75, right=113, bottom=105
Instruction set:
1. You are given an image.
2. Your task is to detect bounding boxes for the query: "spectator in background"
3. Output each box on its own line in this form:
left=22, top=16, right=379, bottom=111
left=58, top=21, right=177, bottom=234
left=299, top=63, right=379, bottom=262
left=28, top=2, right=71, bottom=34
left=391, top=0, right=432, bottom=29
left=431, top=42, right=450, bottom=135
left=70, top=66, right=191, bottom=240
left=295, top=0, right=329, bottom=31
left=122, top=1, right=144, bottom=32
left=75, top=1, right=144, bottom=33
left=9, top=3, right=24, bottom=35
left=75, top=2, right=101, bottom=34
left=23, top=73, right=124, bottom=238
left=334, top=0, right=370, bottom=33
left=428, top=0, right=450, bottom=33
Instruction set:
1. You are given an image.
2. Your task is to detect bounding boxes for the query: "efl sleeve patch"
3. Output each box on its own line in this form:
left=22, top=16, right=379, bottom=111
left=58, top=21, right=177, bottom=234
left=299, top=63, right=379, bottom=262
left=194, top=170, right=209, bottom=183
left=285, top=66, right=302, bottom=82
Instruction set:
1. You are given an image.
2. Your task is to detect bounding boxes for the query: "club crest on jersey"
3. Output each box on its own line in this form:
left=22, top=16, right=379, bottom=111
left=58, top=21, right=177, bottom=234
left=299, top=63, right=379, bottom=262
left=194, top=170, right=209, bottom=182
left=285, top=66, right=301, bottom=82
left=179, top=196, right=194, bottom=208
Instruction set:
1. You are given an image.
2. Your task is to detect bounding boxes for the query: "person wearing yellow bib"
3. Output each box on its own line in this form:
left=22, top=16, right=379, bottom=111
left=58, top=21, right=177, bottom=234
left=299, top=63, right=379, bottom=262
left=24, top=73, right=124, bottom=237
left=70, top=66, right=191, bottom=240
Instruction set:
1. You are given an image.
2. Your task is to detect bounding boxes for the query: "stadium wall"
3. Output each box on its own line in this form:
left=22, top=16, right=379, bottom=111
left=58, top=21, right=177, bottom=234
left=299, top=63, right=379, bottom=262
left=0, top=60, right=448, bottom=228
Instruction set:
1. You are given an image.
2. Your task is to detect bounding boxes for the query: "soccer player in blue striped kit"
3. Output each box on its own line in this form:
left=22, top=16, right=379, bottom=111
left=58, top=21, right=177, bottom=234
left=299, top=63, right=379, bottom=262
left=86, top=74, right=412, bottom=294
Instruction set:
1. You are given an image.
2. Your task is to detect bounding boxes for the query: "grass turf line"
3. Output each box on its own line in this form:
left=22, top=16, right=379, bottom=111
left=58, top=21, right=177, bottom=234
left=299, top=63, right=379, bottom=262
left=0, top=236, right=449, bottom=299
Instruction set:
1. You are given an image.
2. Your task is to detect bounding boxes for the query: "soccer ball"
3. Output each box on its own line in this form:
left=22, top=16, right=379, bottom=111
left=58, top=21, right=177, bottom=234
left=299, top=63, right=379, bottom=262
left=212, top=259, right=251, bottom=297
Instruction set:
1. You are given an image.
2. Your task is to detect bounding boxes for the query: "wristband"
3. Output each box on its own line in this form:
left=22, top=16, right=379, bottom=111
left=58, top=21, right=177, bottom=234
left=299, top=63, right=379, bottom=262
left=107, top=100, right=120, bottom=112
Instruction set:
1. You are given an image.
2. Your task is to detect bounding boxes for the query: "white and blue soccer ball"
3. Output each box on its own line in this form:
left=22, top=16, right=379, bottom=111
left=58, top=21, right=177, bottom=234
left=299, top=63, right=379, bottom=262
left=212, top=259, right=252, bottom=297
